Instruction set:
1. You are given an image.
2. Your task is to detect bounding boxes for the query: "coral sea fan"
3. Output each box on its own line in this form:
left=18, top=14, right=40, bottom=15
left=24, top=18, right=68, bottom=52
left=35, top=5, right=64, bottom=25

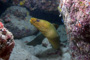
left=59, top=0, right=90, bottom=60
left=0, top=22, right=15, bottom=60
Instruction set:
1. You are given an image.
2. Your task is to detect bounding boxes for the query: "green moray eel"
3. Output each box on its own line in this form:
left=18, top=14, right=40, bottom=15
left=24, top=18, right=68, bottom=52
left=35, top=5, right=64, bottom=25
left=30, top=18, right=60, bottom=49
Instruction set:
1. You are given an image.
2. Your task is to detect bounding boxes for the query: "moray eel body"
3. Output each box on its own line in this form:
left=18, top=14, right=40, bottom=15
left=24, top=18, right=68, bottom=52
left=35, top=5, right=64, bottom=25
left=30, top=18, right=60, bottom=49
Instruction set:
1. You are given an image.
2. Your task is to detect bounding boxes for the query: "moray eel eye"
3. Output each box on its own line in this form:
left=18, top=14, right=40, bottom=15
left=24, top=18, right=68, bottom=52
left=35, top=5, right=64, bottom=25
left=36, top=19, right=40, bottom=22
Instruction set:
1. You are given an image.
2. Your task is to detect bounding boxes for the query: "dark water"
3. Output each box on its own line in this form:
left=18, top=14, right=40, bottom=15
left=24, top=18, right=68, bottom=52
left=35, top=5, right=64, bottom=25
left=30, top=9, right=63, bottom=25
left=0, top=1, right=11, bottom=16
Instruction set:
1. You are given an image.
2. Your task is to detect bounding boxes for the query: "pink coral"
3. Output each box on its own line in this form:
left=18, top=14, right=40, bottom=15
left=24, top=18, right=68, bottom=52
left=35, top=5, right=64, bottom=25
left=0, top=22, right=15, bottom=60
left=59, top=0, right=90, bottom=60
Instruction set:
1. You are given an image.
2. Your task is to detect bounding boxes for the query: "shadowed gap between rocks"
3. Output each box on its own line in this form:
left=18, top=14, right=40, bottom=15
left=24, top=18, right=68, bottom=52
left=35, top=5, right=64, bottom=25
left=28, top=8, right=63, bottom=25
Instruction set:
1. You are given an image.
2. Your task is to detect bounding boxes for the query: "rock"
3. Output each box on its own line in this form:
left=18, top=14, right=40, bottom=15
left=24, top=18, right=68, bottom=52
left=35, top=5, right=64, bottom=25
left=12, top=0, right=60, bottom=15
left=57, top=25, right=68, bottom=46
left=9, top=35, right=70, bottom=60
left=0, top=6, right=38, bottom=39
left=42, top=38, right=51, bottom=48
left=10, top=40, right=40, bottom=60
left=57, top=25, right=67, bottom=42
left=0, top=22, right=15, bottom=60
left=62, top=52, right=71, bottom=60
left=58, top=0, right=90, bottom=60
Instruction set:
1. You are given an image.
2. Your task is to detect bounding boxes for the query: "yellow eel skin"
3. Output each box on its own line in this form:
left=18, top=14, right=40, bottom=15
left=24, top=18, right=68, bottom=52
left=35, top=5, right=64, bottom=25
left=30, top=18, right=60, bottom=49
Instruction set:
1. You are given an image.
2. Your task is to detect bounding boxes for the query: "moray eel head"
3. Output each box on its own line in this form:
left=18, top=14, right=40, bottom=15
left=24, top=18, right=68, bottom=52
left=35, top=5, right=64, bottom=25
left=30, top=18, right=60, bottom=49
left=30, top=18, right=51, bottom=32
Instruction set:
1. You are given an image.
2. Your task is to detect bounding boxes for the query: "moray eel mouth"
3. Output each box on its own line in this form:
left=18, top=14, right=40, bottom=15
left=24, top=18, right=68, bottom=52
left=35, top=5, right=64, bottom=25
left=30, top=18, right=51, bottom=32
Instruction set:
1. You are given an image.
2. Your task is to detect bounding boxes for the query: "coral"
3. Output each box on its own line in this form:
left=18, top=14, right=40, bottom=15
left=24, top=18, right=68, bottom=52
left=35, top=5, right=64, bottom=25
left=12, top=0, right=60, bottom=14
left=58, top=0, right=90, bottom=60
left=0, top=22, right=15, bottom=60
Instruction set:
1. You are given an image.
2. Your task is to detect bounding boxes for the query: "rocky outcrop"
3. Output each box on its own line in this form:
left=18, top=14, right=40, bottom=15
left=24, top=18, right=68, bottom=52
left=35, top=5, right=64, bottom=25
left=12, top=0, right=60, bottom=15
left=0, top=22, right=15, bottom=60
left=58, top=0, right=90, bottom=60
left=0, top=6, right=38, bottom=39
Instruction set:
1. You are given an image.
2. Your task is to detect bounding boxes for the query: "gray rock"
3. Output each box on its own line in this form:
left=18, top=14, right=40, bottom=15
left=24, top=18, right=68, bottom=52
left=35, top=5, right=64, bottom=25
left=57, top=25, right=68, bottom=45
left=0, top=6, right=38, bottom=39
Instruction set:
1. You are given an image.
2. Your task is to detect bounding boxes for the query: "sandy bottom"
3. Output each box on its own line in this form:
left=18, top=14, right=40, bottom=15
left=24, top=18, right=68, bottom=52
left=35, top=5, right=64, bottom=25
left=9, top=35, right=71, bottom=60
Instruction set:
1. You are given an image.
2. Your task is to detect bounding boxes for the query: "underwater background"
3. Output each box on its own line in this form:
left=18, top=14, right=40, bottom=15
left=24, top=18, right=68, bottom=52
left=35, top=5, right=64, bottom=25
left=0, top=0, right=71, bottom=60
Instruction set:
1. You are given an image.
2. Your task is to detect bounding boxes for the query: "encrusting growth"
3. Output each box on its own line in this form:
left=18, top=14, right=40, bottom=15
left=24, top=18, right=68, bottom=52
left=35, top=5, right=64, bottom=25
left=0, top=22, right=15, bottom=60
